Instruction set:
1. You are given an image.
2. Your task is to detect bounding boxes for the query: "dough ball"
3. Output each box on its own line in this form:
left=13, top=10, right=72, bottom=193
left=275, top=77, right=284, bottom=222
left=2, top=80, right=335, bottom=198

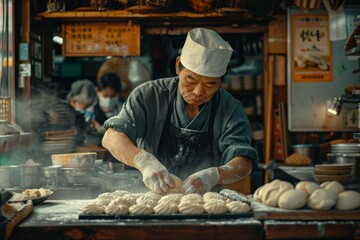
left=203, top=199, right=227, bottom=214
left=307, top=188, right=337, bottom=210
left=262, top=181, right=294, bottom=207
left=335, top=191, right=360, bottom=210
left=226, top=201, right=251, bottom=213
left=254, top=179, right=283, bottom=203
left=278, top=189, right=307, bottom=210
left=253, top=185, right=264, bottom=202
left=320, top=181, right=344, bottom=195
left=295, top=181, right=320, bottom=197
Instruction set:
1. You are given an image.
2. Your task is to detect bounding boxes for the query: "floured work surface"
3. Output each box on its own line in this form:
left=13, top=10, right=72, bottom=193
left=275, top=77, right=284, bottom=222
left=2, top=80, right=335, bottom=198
left=252, top=201, right=360, bottom=220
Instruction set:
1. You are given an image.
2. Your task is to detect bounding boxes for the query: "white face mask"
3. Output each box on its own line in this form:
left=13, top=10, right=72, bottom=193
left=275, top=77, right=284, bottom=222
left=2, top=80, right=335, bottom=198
left=99, top=96, right=118, bottom=111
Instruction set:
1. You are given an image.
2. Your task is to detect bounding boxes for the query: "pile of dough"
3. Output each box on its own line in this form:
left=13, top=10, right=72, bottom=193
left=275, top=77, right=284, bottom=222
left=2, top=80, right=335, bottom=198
left=295, top=181, right=320, bottom=197
left=203, top=199, right=227, bottom=214
left=307, top=188, right=337, bottom=210
left=158, top=193, right=183, bottom=205
left=226, top=201, right=251, bottom=213
left=278, top=189, right=307, bottom=210
left=335, top=191, right=360, bottom=210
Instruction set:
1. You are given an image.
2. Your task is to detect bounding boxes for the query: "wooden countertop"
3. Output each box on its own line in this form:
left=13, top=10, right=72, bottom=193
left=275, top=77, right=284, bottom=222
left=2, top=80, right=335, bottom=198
left=9, top=200, right=263, bottom=240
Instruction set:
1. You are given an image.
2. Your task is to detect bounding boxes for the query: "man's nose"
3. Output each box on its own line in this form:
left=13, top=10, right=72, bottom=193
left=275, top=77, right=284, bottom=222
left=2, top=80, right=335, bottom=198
left=193, top=83, right=205, bottom=96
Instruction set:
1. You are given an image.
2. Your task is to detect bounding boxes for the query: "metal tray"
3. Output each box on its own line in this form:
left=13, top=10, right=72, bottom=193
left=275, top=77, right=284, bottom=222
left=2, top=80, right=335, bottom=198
left=79, top=212, right=253, bottom=221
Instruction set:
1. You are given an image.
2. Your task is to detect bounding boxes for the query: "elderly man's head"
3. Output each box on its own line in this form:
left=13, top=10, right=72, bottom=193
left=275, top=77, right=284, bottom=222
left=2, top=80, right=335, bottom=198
left=67, top=79, right=96, bottom=110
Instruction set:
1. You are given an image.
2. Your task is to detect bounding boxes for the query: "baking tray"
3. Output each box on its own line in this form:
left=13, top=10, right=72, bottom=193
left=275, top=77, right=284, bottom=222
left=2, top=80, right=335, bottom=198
left=79, top=212, right=253, bottom=221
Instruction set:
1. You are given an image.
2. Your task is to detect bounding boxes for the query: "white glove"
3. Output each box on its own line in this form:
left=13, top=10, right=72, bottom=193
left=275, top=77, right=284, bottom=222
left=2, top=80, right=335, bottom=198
left=182, top=167, right=220, bottom=195
left=134, top=150, right=175, bottom=193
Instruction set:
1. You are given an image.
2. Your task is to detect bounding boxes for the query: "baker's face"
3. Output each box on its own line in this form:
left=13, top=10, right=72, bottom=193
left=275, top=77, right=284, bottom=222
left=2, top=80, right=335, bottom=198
left=176, top=58, right=221, bottom=107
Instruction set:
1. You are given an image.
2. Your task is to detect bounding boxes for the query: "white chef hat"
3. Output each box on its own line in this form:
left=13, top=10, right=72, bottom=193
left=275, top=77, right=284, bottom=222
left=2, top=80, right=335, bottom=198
left=180, top=28, right=233, bottom=77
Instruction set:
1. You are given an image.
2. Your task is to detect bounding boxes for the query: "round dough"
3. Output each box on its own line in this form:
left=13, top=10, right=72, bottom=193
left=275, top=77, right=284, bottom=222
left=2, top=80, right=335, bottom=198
left=335, top=191, right=360, bottom=210
left=254, top=179, right=282, bottom=203
left=278, top=189, right=307, bottom=210
left=129, top=204, right=153, bottom=215
left=320, top=181, right=344, bottom=195
left=154, top=203, right=178, bottom=214
left=105, top=204, right=129, bottom=215
left=295, top=181, right=320, bottom=197
left=307, top=188, right=337, bottom=210
left=226, top=201, right=251, bottom=213
left=178, top=202, right=204, bottom=214
left=82, top=204, right=105, bottom=214
left=262, top=181, right=294, bottom=207
left=203, top=199, right=227, bottom=214
left=203, top=192, right=226, bottom=202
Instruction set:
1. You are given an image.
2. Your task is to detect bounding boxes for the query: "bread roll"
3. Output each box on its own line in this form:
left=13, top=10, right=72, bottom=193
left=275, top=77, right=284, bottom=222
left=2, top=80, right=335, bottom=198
left=307, top=188, right=337, bottom=210
left=295, top=181, right=320, bottom=197
left=335, top=191, right=360, bottom=210
left=254, top=179, right=282, bottom=203
left=320, top=181, right=344, bottom=195
left=278, top=189, right=307, bottom=210
left=262, top=181, right=294, bottom=207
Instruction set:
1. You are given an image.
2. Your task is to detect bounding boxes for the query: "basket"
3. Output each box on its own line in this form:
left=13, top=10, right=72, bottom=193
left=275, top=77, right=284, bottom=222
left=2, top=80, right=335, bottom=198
left=0, top=97, right=11, bottom=124
left=216, top=0, right=277, bottom=16
left=127, top=0, right=174, bottom=13
left=189, top=0, right=216, bottom=13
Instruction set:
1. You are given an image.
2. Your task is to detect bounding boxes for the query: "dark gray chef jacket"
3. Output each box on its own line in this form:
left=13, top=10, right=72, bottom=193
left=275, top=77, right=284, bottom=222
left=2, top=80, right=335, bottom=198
left=104, top=77, right=258, bottom=167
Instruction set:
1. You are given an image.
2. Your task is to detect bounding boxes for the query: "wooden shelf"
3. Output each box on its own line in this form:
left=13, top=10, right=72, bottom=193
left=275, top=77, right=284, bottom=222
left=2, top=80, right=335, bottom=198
left=33, top=10, right=270, bottom=33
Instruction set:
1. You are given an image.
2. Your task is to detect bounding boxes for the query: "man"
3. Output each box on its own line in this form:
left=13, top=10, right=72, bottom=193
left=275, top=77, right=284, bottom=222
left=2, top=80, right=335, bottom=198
left=102, top=28, right=258, bottom=194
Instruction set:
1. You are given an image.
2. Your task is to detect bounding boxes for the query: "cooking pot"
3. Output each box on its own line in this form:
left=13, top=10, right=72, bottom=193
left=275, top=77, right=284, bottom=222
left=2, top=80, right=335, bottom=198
left=327, top=153, right=360, bottom=182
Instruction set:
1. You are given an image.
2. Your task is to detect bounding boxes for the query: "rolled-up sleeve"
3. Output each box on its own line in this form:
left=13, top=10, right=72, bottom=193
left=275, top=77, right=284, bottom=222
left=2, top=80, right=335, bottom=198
left=104, top=88, right=146, bottom=144
left=217, top=101, right=259, bottom=168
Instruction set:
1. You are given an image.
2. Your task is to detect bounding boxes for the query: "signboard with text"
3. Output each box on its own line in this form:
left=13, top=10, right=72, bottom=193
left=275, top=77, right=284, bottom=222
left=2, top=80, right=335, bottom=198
left=62, top=22, right=140, bottom=56
left=291, top=15, right=333, bottom=82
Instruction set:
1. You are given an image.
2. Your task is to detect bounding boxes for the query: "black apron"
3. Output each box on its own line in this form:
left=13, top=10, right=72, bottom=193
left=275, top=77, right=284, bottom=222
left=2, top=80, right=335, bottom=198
left=157, top=93, right=219, bottom=180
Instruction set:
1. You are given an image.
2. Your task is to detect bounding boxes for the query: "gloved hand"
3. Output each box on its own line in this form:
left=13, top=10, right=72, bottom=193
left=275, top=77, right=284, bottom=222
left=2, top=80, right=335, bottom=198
left=182, top=167, right=220, bottom=195
left=134, top=150, right=175, bottom=193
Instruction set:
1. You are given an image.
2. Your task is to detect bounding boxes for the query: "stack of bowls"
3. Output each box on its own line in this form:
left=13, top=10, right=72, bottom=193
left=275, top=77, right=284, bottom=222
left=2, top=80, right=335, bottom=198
left=314, top=163, right=353, bottom=183
left=328, top=143, right=360, bottom=182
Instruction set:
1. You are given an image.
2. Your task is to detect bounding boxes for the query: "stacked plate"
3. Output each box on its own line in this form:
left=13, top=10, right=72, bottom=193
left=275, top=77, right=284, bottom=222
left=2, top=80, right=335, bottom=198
left=314, top=163, right=353, bottom=183
left=42, top=129, right=77, bottom=154
left=331, top=143, right=360, bottom=153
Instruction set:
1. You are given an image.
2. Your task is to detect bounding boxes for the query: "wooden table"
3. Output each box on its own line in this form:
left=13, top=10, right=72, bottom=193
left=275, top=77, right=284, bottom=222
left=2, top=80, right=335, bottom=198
left=252, top=201, right=360, bottom=239
left=9, top=200, right=263, bottom=240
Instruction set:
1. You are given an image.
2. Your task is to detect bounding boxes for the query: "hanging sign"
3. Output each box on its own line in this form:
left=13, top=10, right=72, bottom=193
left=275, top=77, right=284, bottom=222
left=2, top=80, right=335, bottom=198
left=62, top=22, right=140, bottom=57
left=291, top=15, right=333, bottom=82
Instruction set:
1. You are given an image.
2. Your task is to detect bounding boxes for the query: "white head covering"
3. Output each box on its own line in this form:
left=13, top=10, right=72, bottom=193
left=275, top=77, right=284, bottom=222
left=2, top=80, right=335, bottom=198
left=180, top=28, right=233, bottom=77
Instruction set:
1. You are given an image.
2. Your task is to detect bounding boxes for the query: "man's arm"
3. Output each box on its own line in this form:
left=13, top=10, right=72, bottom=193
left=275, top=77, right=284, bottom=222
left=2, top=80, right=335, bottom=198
left=102, top=128, right=141, bottom=167
left=217, top=156, right=253, bottom=185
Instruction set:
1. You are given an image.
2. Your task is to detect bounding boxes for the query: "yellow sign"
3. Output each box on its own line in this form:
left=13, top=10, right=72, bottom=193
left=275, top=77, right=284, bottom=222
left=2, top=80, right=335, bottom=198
left=291, top=15, right=333, bottom=82
left=62, top=22, right=140, bottom=56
